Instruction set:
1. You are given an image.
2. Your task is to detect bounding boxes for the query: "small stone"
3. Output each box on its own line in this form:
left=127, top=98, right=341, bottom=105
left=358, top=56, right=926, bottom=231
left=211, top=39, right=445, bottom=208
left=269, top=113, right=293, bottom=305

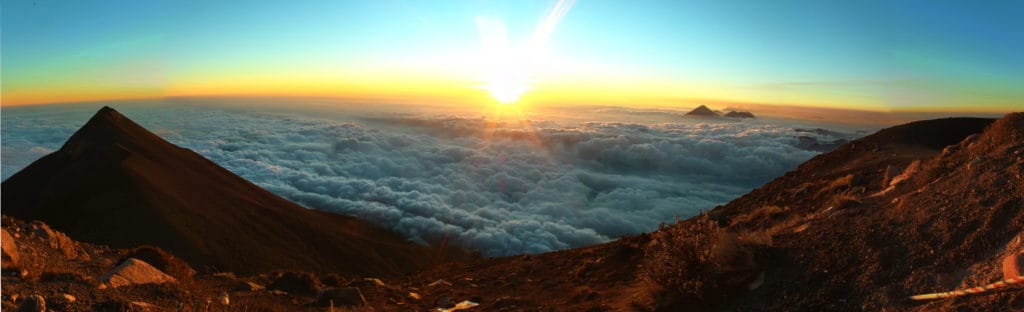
left=131, top=301, right=159, bottom=309
left=211, top=272, right=236, bottom=279
left=18, top=294, right=45, bottom=312
left=218, top=292, right=230, bottom=306
left=435, top=296, right=453, bottom=308
left=363, top=277, right=385, bottom=287
left=747, top=272, right=765, bottom=290
left=1002, top=250, right=1024, bottom=280
left=447, top=300, right=480, bottom=311
left=427, top=279, right=452, bottom=287
left=61, top=293, right=76, bottom=302
left=313, top=287, right=365, bottom=307
left=408, top=292, right=422, bottom=300
left=233, top=281, right=265, bottom=292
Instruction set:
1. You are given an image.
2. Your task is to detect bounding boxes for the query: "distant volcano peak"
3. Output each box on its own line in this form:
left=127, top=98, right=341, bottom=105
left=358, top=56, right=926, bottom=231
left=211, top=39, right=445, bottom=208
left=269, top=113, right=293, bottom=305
left=59, top=106, right=167, bottom=160
left=685, top=105, right=719, bottom=117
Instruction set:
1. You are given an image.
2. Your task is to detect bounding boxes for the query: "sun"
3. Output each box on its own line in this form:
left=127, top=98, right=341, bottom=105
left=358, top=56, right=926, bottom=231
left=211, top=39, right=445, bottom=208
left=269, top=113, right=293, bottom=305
left=482, top=65, right=529, bottom=105
left=475, top=0, right=574, bottom=105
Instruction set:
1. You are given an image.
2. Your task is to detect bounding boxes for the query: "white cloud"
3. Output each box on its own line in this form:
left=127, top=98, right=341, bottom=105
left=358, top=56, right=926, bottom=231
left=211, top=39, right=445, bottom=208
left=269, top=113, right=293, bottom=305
left=1, top=102, right=857, bottom=256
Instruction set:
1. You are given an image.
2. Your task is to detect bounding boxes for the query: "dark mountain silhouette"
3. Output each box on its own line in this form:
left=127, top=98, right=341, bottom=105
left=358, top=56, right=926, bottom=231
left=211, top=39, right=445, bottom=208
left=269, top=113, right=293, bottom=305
left=685, top=105, right=719, bottom=117
left=1, top=107, right=447, bottom=275
left=724, top=111, right=755, bottom=118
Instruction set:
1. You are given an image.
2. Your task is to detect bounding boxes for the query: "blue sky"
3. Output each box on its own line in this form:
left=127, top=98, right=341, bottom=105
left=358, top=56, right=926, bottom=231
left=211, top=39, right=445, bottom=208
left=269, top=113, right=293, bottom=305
left=2, top=0, right=1022, bottom=111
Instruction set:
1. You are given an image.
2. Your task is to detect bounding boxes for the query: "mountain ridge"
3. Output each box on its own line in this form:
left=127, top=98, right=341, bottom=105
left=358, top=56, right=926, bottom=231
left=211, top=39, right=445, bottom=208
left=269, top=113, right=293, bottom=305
left=2, top=106, right=453, bottom=275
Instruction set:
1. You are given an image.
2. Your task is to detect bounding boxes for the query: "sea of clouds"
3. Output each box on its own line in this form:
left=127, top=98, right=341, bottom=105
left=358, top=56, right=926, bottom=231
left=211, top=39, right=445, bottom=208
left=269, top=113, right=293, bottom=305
left=1, top=100, right=861, bottom=256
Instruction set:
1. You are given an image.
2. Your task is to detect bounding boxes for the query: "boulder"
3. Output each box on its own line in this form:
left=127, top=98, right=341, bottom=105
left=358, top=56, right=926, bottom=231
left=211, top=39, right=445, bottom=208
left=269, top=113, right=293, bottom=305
left=28, top=221, right=83, bottom=259
left=2, top=229, right=19, bottom=267
left=312, top=287, right=366, bottom=307
left=99, top=258, right=177, bottom=288
left=120, top=245, right=194, bottom=280
left=1002, top=250, right=1023, bottom=280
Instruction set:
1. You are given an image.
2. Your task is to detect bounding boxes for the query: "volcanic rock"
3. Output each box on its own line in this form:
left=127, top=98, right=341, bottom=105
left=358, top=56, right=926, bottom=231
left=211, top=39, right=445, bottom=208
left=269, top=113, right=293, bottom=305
left=2, top=229, right=19, bottom=267
left=99, top=258, right=177, bottom=288
left=1002, top=250, right=1024, bottom=280
left=18, top=294, right=46, bottom=312
left=28, top=221, right=82, bottom=260
left=233, top=280, right=266, bottom=292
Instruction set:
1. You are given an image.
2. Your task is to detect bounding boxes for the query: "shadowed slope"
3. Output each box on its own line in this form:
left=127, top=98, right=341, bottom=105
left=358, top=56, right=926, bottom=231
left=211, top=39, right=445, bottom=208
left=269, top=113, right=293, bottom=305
left=2, top=107, right=441, bottom=275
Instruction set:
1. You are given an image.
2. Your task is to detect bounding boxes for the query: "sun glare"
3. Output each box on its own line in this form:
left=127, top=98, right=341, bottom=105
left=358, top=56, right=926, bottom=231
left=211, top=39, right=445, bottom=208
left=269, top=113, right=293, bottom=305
left=483, top=64, right=529, bottom=104
left=475, top=0, right=575, bottom=105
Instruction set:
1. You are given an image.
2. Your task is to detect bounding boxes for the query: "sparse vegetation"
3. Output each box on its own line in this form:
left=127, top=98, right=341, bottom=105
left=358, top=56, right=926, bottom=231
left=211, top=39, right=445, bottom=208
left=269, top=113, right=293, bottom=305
left=642, top=214, right=761, bottom=309
left=729, top=205, right=787, bottom=227
left=826, top=193, right=861, bottom=212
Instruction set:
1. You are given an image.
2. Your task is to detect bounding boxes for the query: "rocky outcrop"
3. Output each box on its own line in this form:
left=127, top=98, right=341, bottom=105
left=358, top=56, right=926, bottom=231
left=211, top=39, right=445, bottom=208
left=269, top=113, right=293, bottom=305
left=99, top=258, right=177, bottom=288
left=2, top=229, right=19, bottom=267
left=28, top=221, right=84, bottom=260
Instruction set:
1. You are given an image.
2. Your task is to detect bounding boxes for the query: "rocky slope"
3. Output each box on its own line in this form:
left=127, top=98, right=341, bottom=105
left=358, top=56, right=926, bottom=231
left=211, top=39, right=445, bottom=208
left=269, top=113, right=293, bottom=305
left=398, top=114, right=1024, bottom=311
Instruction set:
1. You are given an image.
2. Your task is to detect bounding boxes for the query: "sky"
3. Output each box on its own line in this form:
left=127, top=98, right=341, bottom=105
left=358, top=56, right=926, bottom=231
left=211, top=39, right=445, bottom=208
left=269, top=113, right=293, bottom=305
left=2, top=0, right=1022, bottom=112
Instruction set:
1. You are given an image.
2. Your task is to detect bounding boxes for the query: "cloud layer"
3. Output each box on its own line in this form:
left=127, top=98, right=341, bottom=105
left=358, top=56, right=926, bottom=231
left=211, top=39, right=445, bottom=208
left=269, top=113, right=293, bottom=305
left=1, top=102, right=855, bottom=256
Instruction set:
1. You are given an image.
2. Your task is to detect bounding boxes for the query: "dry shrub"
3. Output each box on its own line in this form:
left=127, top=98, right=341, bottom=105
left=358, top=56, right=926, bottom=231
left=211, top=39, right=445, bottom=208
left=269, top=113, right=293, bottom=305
left=119, top=245, right=195, bottom=281
left=736, top=210, right=808, bottom=247
left=827, top=194, right=862, bottom=211
left=827, top=174, right=855, bottom=192
left=729, top=205, right=787, bottom=227
left=319, top=273, right=349, bottom=287
left=267, top=271, right=322, bottom=296
left=642, top=214, right=761, bottom=309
